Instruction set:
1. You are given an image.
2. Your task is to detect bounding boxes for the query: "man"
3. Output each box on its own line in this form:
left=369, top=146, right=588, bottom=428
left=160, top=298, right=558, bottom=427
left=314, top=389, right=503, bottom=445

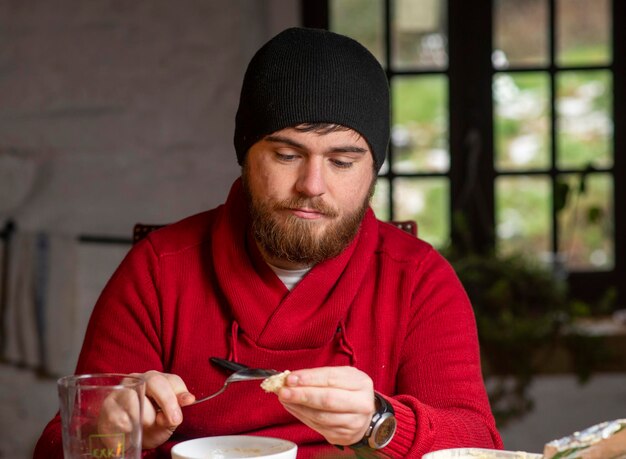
left=35, top=27, right=502, bottom=458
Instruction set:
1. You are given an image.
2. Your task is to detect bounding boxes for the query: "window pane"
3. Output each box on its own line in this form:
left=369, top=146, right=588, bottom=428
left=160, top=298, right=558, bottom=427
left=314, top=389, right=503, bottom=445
left=496, top=176, right=551, bottom=258
left=330, top=0, right=385, bottom=64
left=392, top=75, right=449, bottom=173
left=558, top=173, right=613, bottom=270
left=393, top=177, right=449, bottom=247
left=557, top=0, right=611, bottom=67
left=372, top=177, right=390, bottom=221
left=391, top=0, right=448, bottom=70
left=493, top=0, right=548, bottom=69
left=494, top=72, right=551, bottom=171
left=556, top=70, right=613, bottom=169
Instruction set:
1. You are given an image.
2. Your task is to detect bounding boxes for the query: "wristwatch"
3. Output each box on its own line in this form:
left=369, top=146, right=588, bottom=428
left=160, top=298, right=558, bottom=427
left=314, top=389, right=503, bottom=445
left=350, top=393, right=397, bottom=450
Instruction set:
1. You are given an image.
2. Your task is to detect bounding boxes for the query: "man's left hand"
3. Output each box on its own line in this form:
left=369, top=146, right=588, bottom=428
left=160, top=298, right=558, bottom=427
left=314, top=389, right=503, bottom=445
left=276, top=366, right=376, bottom=446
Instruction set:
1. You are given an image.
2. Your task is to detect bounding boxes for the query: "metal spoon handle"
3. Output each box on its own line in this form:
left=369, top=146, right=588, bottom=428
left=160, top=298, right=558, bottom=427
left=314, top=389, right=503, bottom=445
left=184, top=367, right=281, bottom=407
left=189, top=383, right=229, bottom=406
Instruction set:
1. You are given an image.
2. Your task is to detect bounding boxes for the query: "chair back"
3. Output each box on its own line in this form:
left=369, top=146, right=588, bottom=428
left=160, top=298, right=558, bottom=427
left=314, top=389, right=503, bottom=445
left=133, top=223, right=165, bottom=244
left=133, top=220, right=417, bottom=244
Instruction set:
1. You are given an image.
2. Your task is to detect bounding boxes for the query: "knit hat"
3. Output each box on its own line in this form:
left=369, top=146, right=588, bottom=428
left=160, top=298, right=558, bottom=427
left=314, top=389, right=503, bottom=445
left=234, top=27, right=390, bottom=171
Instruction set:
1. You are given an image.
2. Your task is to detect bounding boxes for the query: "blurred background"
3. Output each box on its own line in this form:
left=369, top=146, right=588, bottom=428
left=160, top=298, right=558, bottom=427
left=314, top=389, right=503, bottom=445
left=0, top=0, right=624, bottom=457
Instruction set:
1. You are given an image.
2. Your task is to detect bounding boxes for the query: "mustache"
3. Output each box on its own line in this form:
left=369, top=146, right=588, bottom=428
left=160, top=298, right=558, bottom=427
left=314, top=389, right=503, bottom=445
left=273, top=196, right=339, bottom=218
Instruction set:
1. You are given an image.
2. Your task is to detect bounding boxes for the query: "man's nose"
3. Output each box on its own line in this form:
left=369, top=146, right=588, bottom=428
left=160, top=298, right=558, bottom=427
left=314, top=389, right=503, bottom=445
left=295, top=159, right=326, bottom=197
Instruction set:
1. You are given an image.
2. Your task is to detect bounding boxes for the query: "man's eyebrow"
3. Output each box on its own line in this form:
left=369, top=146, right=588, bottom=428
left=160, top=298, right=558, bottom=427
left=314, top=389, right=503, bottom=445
left=264, top=135, right=368, bottom=154
left=330, top=145, right=368, bottom=154
left=265, top=135, right=305, bottom=149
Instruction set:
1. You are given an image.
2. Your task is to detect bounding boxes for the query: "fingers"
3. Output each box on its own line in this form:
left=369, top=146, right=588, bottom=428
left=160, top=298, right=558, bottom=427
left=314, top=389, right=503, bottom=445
left=274, top=366, right=376, bottom=446
left=282, top=402, right=371, bottom=446
left=286, top=405, right=362, bottom=433
left=127, top=371, right=195, bottom=450
left=131, top=371, right=194, bottom=427
left=279, top=385, right=372, bottom=414
left=97, top=387, right=144, bottom=453
left=277, top=366, right=373, bottom=412
left=283, top=402, right=367, bottom=429
left=101, top=388, right=141, bottom=432
left=285, top=366, right=372, bottom=391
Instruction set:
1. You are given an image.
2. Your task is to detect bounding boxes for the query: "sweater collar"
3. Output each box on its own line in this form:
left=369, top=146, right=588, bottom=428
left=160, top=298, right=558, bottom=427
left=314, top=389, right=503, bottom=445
left=212, top=178, right=379, bottom=350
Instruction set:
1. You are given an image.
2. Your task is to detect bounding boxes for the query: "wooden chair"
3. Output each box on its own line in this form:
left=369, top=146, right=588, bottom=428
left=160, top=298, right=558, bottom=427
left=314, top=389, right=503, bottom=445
left=133, top=223, right=166, bottom=244
left=391, top=220, right=417, bottom=237
left=133, top=220, right=417, bottom=245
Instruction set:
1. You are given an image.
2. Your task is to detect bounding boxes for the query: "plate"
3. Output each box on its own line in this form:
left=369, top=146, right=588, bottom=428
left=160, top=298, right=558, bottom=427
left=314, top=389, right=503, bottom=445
left=422, top=448, right=542, bottom=459
left=170, top=435, right=297, bottom=459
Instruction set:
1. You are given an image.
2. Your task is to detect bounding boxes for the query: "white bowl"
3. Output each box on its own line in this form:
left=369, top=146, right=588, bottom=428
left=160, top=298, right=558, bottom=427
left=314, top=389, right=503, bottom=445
left=171, top=435, right=298, bottom=459
left=422, top=448, right=542, bottom=459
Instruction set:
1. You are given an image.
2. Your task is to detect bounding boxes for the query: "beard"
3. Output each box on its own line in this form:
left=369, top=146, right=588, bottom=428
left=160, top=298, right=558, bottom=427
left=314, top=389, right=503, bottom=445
left=242, top=169, right=375, bottom=266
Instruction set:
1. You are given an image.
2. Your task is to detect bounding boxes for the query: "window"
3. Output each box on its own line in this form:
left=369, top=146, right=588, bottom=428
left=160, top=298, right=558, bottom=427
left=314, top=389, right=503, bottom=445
left=494, top=0, right=614, bottom=273
left=302, top=0, right=625, bottom=304
left=321, top=0, right=451, bottom=248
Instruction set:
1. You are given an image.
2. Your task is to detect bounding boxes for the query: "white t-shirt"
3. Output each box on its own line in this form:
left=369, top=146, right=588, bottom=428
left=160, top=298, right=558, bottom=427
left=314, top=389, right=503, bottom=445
left=266, top=263, right=312, bottom=291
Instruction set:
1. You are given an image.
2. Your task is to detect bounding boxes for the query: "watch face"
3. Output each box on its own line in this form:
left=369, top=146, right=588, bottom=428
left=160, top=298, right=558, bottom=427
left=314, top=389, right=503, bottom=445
left=373, top=415, right=397, bottom=447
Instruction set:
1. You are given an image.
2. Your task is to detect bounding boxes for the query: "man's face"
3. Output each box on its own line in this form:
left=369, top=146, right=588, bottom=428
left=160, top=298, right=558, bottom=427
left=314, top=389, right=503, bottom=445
left=242, top=126, right=376, bottom=269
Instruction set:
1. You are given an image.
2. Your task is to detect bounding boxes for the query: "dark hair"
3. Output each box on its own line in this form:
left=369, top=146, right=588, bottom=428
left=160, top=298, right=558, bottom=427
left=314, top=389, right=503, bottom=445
left=293, top=123, right=352, bottom=135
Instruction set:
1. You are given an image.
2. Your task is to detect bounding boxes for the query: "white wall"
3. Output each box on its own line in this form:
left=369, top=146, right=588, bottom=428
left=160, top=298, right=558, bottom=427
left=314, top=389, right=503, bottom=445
left=1, top=0, right=298, bottom=234
left=0, top=1, right=300, bottom=457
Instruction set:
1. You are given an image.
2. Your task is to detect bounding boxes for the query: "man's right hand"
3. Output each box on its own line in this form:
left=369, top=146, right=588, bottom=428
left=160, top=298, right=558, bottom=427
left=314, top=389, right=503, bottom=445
left=129, top=370, right=196, bottom=449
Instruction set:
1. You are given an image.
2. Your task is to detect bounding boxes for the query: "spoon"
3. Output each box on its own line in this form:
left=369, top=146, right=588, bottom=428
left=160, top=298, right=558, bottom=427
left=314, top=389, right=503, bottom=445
left=189, top=367, right=280, bottom=406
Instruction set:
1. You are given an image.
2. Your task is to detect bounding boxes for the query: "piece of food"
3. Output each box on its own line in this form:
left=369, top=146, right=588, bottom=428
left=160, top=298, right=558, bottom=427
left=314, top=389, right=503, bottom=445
left=579, top=427, right=626, bottom=459
left=260, top=370, right=291, bottom=393
left=543, top=419, right=626, bottom=459
left=421, top=448, right=542, bottom=458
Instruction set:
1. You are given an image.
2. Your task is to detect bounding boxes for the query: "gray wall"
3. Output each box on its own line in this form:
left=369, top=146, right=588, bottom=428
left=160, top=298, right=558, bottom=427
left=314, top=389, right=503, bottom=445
left=0, top=1, right=299, bottom=457
left=1, top=0, right=299, bottom=234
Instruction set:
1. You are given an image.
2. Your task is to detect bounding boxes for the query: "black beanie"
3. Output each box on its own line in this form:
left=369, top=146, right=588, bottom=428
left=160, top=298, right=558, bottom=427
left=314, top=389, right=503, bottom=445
left=234, top=27, right=390, bottom=171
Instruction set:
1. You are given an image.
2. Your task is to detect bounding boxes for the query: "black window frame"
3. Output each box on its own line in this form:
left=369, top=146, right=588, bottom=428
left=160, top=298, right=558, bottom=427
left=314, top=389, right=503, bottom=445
left=302, top=0, right=625, bottom=306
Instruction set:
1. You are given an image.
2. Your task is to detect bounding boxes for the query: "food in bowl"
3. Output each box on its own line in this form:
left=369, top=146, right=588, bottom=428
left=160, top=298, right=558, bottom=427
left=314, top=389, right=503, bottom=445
left=260, top=370, right=291, bottom=393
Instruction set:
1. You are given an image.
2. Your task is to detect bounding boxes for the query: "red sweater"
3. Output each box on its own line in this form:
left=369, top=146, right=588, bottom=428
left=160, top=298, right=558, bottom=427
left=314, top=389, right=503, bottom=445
left=34, top=179, right=502, bottom=458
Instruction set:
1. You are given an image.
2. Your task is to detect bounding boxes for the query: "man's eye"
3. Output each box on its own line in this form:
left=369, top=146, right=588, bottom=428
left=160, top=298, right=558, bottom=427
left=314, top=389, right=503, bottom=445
left=276, top=152, right=297, bottom=161
left=331, top=159, right=353, bottom=169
